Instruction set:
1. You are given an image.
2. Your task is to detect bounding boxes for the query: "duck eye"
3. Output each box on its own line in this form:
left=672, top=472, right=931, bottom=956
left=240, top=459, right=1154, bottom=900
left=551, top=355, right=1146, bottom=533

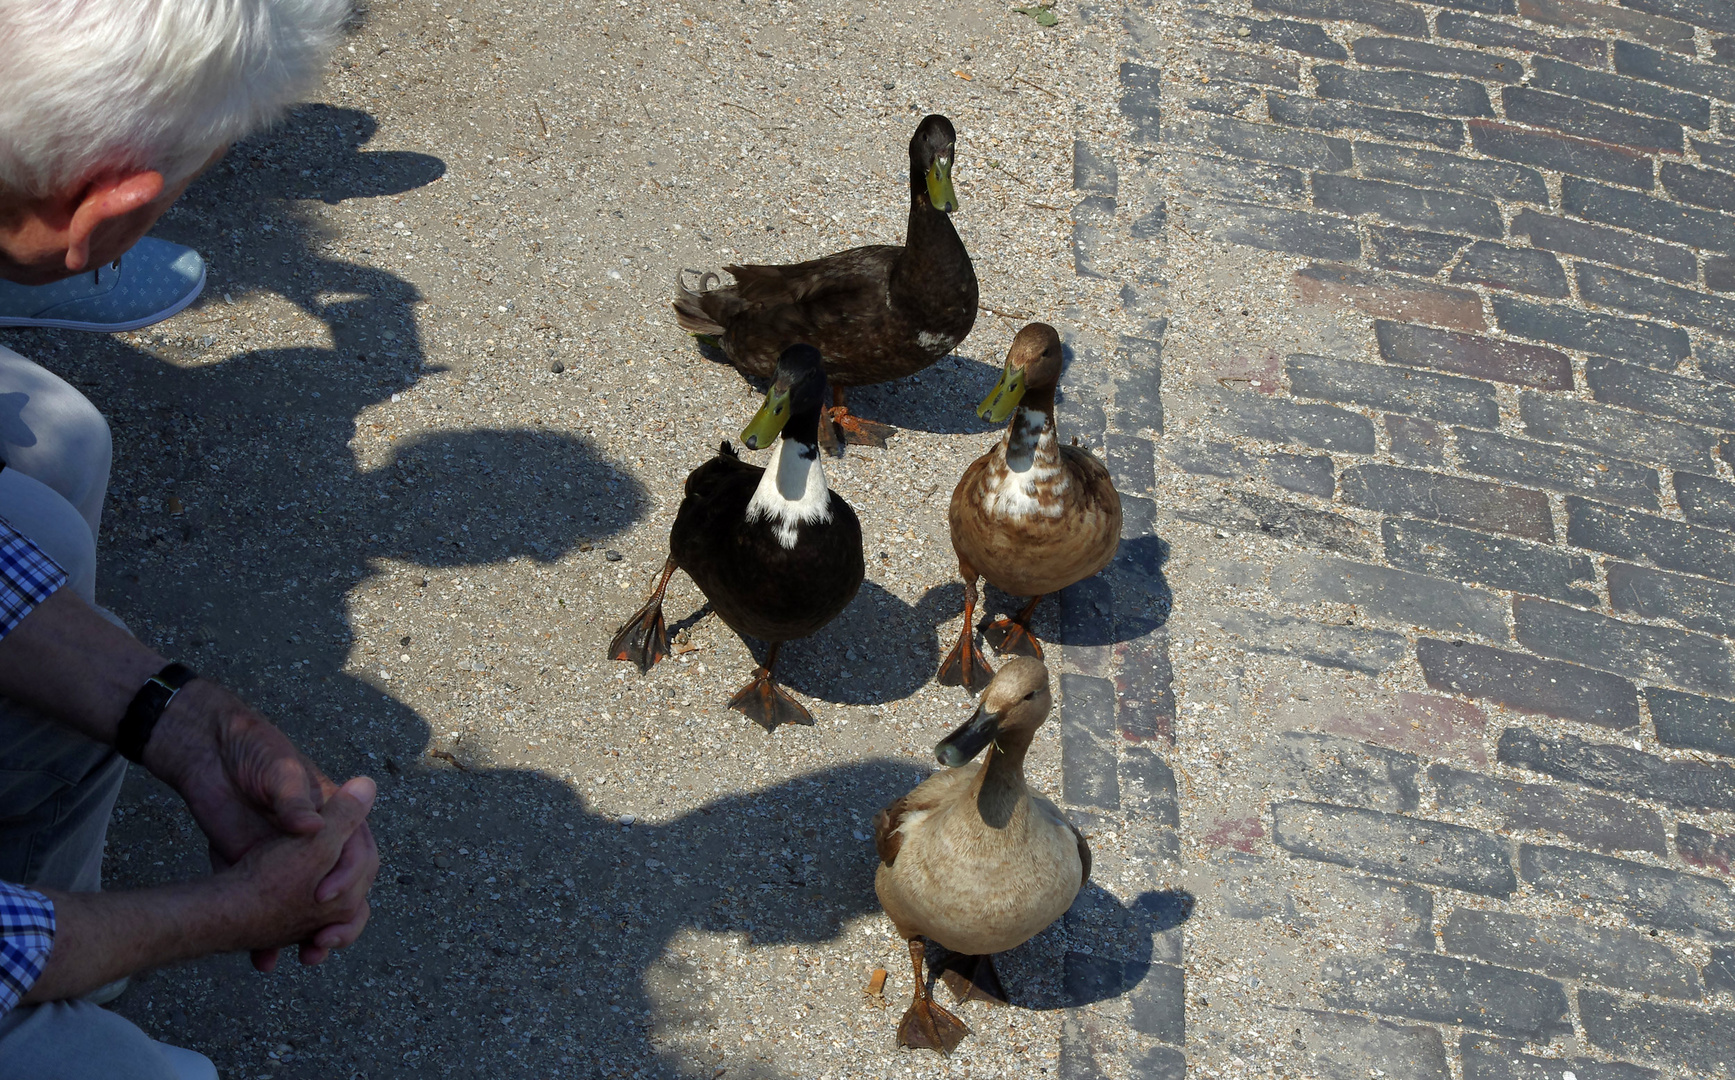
left=1022, top=691, right=1035, bottom=701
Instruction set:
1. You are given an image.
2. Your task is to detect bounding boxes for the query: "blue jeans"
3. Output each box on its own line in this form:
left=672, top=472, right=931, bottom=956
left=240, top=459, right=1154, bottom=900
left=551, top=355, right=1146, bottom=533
left=0, top=346, right=213, bottom=1080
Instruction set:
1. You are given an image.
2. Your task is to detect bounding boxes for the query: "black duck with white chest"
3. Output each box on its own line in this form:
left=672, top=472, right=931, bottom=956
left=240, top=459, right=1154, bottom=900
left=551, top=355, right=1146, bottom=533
left=672, top=114, right=978, bottom=448
left=608, top=344, right=865, bottom=730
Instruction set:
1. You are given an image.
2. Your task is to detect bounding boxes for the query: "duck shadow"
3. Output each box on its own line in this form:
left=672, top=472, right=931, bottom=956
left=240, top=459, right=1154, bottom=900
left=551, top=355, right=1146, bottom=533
left=741, top=579, right=944, bottom=708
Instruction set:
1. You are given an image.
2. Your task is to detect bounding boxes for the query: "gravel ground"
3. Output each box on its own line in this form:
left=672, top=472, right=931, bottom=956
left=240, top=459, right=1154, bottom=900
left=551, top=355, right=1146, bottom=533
left=0, top=1, right=1166, bottom=1078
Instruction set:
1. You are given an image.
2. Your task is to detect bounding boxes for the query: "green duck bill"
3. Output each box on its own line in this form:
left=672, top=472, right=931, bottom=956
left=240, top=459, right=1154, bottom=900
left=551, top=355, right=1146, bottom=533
left=926, top=155, right=958, bottom=213
left=977, top=360, right=1027, bottom=423
left=935, top=702, right=1002, bottom=768
left=741, top=386, right=793, bottom=451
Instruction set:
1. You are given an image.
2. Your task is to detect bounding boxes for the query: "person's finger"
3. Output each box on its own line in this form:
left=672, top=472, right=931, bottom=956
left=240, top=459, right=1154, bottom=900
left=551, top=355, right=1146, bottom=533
left=297, top=943, right=329, bottom=966
left=311, top=900, right=371, bottom=951
left=318, top=776, right=377, bottom=829
left=252, top=947, right=279, bottom=974
left=258, top=752, right=324, bottom=835
left=315, top=819, right=378, bottom=903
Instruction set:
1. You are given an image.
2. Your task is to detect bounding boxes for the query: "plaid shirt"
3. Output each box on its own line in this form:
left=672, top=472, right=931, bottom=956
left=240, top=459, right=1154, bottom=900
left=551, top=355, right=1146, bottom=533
left=0, top=518, right=65, bottom=1014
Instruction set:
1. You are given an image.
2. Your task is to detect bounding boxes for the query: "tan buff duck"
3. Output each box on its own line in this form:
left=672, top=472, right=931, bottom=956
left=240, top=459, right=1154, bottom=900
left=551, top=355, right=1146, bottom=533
left=938, top=323, right=1122, bottom=694
left=872, top=658, right=1089, bottom=1054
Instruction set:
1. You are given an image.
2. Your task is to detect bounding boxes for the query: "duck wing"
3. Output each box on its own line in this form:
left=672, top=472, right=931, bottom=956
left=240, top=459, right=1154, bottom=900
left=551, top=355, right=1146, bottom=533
left=725, top=245, right=900, bottom=307
left=1071, top=821, right=1092, bottom=890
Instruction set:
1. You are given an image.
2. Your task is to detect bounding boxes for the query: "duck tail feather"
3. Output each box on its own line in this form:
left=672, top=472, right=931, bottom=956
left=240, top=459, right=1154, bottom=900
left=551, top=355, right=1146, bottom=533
left=672, top=268, right=728, bottom=336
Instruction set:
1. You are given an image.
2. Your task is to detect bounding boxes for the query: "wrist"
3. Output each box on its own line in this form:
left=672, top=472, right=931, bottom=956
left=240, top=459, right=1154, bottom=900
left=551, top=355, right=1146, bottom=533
left=137, top=676, right=227, bottom=786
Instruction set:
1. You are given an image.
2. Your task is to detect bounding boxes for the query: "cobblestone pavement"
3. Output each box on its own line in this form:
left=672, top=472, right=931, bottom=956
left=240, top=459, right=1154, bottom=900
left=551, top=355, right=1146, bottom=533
left=8, top=0, right=1735, bottom=1076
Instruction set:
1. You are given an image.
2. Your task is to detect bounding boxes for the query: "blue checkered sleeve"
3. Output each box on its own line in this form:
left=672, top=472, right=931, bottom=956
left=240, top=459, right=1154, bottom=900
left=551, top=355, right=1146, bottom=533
left=0, top=881, right=54, bottom=1016
left=0, top=518, right=65, bottom=638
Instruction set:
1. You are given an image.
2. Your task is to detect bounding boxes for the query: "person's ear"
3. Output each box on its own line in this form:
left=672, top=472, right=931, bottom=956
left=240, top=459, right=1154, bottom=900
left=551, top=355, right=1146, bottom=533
left=64, top=170, right=165, bottom=272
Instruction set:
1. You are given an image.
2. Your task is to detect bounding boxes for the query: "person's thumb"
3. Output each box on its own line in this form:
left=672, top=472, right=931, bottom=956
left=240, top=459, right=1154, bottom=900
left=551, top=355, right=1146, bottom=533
left=319, top=776, right=377, bottom=833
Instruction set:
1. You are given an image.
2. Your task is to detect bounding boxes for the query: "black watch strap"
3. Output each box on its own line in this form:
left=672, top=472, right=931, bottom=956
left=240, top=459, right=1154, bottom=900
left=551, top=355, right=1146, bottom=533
left=116, top=662, right=197, bottom=763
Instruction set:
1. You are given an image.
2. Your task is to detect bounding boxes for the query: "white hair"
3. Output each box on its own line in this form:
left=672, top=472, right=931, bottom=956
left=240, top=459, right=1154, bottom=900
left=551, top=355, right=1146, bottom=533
left=0, top=0, right=351, bottom=199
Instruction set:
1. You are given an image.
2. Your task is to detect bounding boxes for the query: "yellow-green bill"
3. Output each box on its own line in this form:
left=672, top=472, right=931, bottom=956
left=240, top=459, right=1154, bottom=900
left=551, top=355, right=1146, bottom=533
left=977, top=364, right=1026, bottom=423
left=926, top=158, right=958, bottom=212
left=741, top=387, right=792, bottom=450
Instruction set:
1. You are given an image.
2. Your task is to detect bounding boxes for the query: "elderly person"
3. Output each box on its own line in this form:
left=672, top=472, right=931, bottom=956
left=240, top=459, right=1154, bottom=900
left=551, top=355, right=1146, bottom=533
left=0, top=2, right=379, bottom=1077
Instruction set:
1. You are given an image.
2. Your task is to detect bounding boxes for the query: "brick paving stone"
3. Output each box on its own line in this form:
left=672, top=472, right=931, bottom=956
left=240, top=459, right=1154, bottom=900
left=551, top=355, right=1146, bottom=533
left=1437, top=11, right=1606, bottom=64
left=1167, top=154, right=1308, bottom=203
left=1578, top=989, right=1735, bottom=1075
left=1352, top=37, right=1527, bottom=81
left=1268, top=93, right=1468, bottom=150
left=1430, top=763, right=1669, bottom=855
left=1454, top=427, right=1662, bottom=509
left=1341, top=464, right=1555, bottom=539
left=1196, top=12, right=1350, bottom=59
left=1318, top=690, right=1491, bottom=765
left=1061, top=672, right=1119, bottom=812
left=1180, top=200, right=1362, bottom=260
left=1608, top=562, right=1735, bottom=638
left=1529, top=56, right=1712, bottom=127
left=1317, top=66, right=1496, bottom=116
left=1460, top=1034, right=1661, bottom=1080
left=1676, top=471, right=1735, bottom=529
left=1444, top=908, right=1703, bottom=997
left=1510, top=208, right=1698, bottom=282
left=1493, top=295, right=1688, bottom=369
left=1254, top=0, right=1431, bottom=35
left=1128, top=963, right=1186, bottom=1043
left=1287, top=353, right=1500, bottom=426
left=1524, top=399, right=1713, bottom=471
left=1579, top=262, right=1735, bottom=337
left=1272, top=800, right=1517, bottom=895
left=1517, top=0, right=1699, bottom=54
left=1375, top=321, right=1573, bottom=389
left=1661, top=160, right=1735, bottom=212
left=1368, top=227, right=1470, bottom=275
left=1177, top=490, right=1375, bottom=557
left=1269, top=730, right=1424, bottom=812
left=1164, top=114, right=1354, bottom=171
left=1503, top=86, right=1685, bottom=152
left=1318, top=951, right=1570, bottom=1038
left=1183, top=83, right=1265, bottom=118
left=1678, top=821, right=1735, bottom=873
left=1386, top=414, right=1448, bottom=463
left=1499, top=726, right=1735, bottom=810
left=1520, top=842, right=1735, bottom=939
left=1215, top=390, right=1379, bottom=452
left=1202, top=49, right=1299, bottom=91
left=1564, top=175, right=1735, bottom=252
left=1712, top=946, right=1735, bottom=993
left=1615, top=39, right=1735, bottom=101
left=1514, top=596, right=1735, bottom=696
left=1449, top=242, right=1570, bottom=297
left=1073, top=141, right=1117, bottom=197
left=1647, top=686, right=1735, bottom=757
left=1170, top=440, right=1254, bottom=480
left=1105, top=433, right=1155, bottom=495
left=1210, top=608, right=1408, bottom=672
left=1296, top=263, right=1489, bottom=329
left=1274, top=551, right=1510, bottom=638
left=1566, top=496, right=1735, bottom=583
left=1297, top=1011, right=1450, bottom=1080
left=1710, top=254, right=1735, bottom=292
left=1120, top=62, right=1160, bottom=145
left=1122, top=746, right=1179, bottom=826
left=1208, top=851, right=1437, bottom=949
left=1384, top=518, right=1599, bottom=604
left=1468, top=119, right=1656, bottom=187
left=1588, top=356, right=1735, bottom=430
left=1073, top=195, right=1116, bottom=279
left=1696, top=134, right=1735, bottom=171
left=1116, top=333, right=1165, bottom=436
left=1263, top=451, right=1335, bottom=496
left=1416, top=638, right=1642, bottom=729
left=1313, top=174, right=1503, bottom=235
left=1114, top=635, right=1176, bottom=743
left=1623, top=0, right=1735, bottom=34
left=1354, top=143, right=1550, bottom=204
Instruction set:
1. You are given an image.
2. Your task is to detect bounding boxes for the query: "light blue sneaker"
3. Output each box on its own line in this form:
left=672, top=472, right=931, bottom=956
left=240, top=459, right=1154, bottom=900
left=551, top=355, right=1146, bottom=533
left=0, top=237, right=205, bottom=332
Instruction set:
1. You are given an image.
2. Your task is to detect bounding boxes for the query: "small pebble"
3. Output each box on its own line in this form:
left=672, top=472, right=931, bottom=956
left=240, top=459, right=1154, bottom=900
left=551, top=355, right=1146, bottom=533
left=605, top=550, right=623, bottom=561
left=434, top=855, right=453, bottom=869
left=550, top=360, right=565, bottom=373
left=618, top=814, right=636, bottom=825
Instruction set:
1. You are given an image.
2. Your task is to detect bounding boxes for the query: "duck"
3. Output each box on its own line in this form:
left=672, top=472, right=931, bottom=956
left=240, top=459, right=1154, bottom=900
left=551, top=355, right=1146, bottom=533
left=608, top=344, right=865, bottom=730
left=937, top=323, right=1121, bottom=693
left=672, top=114, right=978, bottom=450
left=872, top=658, right=1089, bottom=1055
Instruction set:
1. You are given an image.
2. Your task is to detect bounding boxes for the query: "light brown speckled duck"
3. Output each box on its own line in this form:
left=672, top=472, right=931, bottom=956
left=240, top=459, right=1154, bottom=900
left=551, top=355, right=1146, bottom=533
left=872, top=658, right=1089, bottom=1054
left=938, top=323, right=1122, bottom=693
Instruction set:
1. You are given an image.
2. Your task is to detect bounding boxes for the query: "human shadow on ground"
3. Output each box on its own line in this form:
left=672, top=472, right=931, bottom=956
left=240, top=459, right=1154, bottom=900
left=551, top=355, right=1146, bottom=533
left=219, top=103, right=446, bottom=205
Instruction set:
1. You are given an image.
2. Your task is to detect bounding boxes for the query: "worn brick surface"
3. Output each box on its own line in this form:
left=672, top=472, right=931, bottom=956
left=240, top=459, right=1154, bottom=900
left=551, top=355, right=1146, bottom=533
left=1712, top=946, right=1735, bottom=993
left=1061, top=672, right=1119, bottom=812
left=1341, top=465, right=1555, bottom=539
left=1676, top=470, right=1735, bottom=529
left=1565, top=176, right=1735, bottom=252
left=1511, top=208, right=1697, bottom=282
left=1316, top=690, right=1491, bottom=765
left=1417, top=638, right=1641, bottom=729
left=1165, top=114, right=1354, bottom=171
left=1210, top=850, right=1437, bottom=949
left=1275, top=552, right=1510, bottom=638
left=1504, top=86, right=1684, bottom=151
left=1445, top=909, right=1702, bottom=997
left=1386, top=414, right=1447, bottom=464
left=1254, top=0, right=1432, bottom=35
left=1587, top=356, right=1735, bottom=430
left=1375, top=321, right=1572, bottom=390
left=1353, top=37, right=1525, bottom=81
left=1313, top=174, right=1503, bottom=235
left=1288, top=353, right=1499, bottom=427
left=1191, top=11, right=1349, bottom=58
left=1469, top=118, right=1656, bottom=186
left=1354, top=143, right=1548, bottom=204
left=1272, top=800, right=1517, bottom=895
left=1460, top=1034, right=1661, bottom=1080
left=1493, top=295, right=1689, bottom=369
left=1262, top=451, right=1335, bottom=496
left=1566, top=495, right=1735, bottom=584
left=1269, top=731, right=1423, bottom=812
left=1119, top=61, right=1160, bottom=144
left=1296, top=263, right=1489, bottom=329
left=1367, top=227, right=1470, bottom=275
left=1647, top=686, right=1735, bottom=757
left=1181, top=200, right=1362, bottom=261
left=1607, top=562, right=1735, bottom=638
left=1517, top=0, right=1699, bottom=52
left=1579, top=989, right=1735, bottom=1075
left=1615, top=38, right=1735, bottom=100
left=1525, top=400, right=1714, bottom=471
left=1436, top=13, right=1606, bottom=65
left=1167, top=154, right=1307, bottom=203
left=1455, top=427, right=1662, bottom=509
left=1500, top=725, right=1735, bottom=810
left=1529, top=56, right=1711, bottom=127
left=1270, top=93, right=1468, bottom=149
left=1318, top=951, right=1570, bottom=1039
left=1177, top=490, right=1375, bottom=556
left=1449, top=242, right=1571, bottom=298
left=1520, top=843, right=1735, bottom=939
left=1514, top=595, right=1735, bottom=695
left=1384, top=518, right=1598, bottom=604
left=1431, top=763, right=1668, bottom=855
left=1296, top=1011, right=1450, bottom=1080
left=1214, top=389, right=1380, bottom=453
left=1115, top=634, right=1176, bottom=743
left=1210, top=608, right=1409, bottom=672
left=1580, top=262, right=1735, bottom=336
left=1678, top=821, right=1735, bottom=873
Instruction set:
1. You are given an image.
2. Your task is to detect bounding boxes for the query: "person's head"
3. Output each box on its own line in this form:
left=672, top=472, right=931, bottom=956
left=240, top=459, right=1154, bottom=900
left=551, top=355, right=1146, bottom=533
left=0, top=0, right=351, bottom=284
